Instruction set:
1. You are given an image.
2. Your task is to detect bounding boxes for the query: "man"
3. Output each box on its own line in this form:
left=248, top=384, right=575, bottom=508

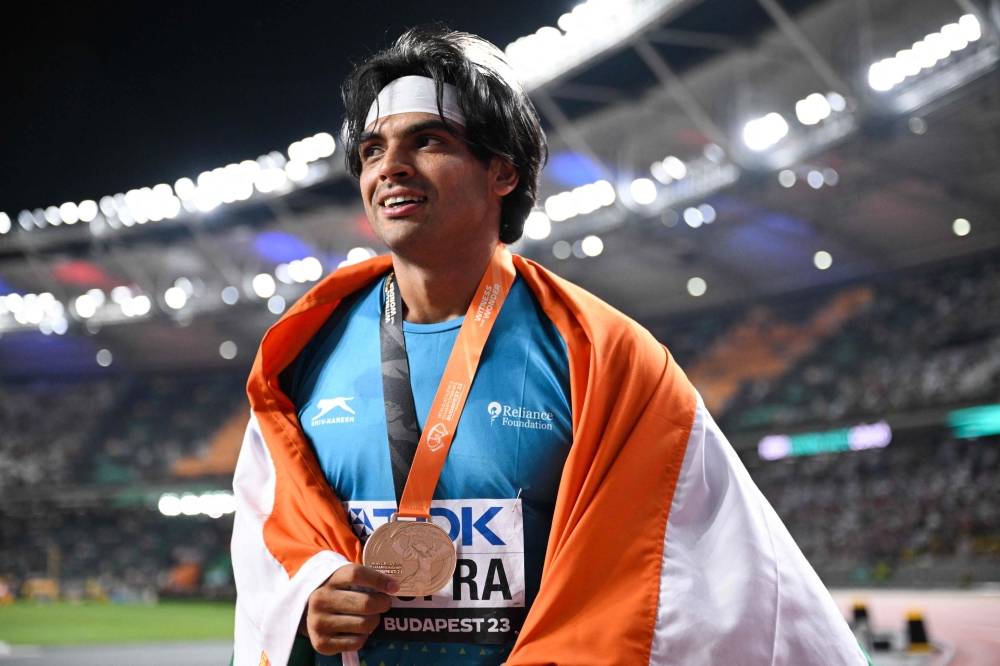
left=233, top=26, right=868, bottom=666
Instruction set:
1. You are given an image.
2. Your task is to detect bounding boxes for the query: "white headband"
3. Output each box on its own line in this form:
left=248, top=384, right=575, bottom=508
left=364, top=75, right=466, bottom=129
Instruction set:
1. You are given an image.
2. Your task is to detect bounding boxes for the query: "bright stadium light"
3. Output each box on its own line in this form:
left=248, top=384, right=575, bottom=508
left=743, top=113, right=788, bottom=151
left=96, top=349, right=113, bottom=367
left=807, top=171, right=824, bottom=189
left=78, top=200, right=98, bottom=222
left=552, top=240, right=571, bottom=259
left=268, top=295, right=286, bottom=314
left=0, top=212, right=10, bottom=234
left=87, top=289, right=105, bottom=307
left=339, top=247, right=377, bottom=268
left=953, top=218, right=971, bottom=236
left=285, top=160, right=309, bottom=182
left=650, top=161, right=670, bottom=184
left=59, top=202, right=79, bottom=225
left=158, top=494, right=182, bottom=516
left=132, top=295, right=151, bottom=316
left=75, top=294, right=98, bottom=319
left=220, top=341, right=238, bottom=360
left=252, top=273, right=276, bottom=299
left=301, top=256, right=323, bottom=282
left=544, top=180, right=616, bottom=222
left=504, top=0, right=680, bottom=91
left=174, top=177, right=196, bottom=201
left=13, top=126, right=342, bottom=236
left=523, top=211, right=552, bottom=240
left=779, top=170, right=796, bottom=187
left=868, top=15, right=981, bottom=91
left=286, top=260, right=306, bottom=283
left=221, top=286, right=239, bottom=305
left=164, top=286, right=187, bottom=310
left=795, top=93, right=832, bottom=126
left=45, top=206, right=61, bottom=225
left=110, top=286, right=132, bottom=304
left=581, top=235, right=603, bottom=257
left=687, top=277, right=707, bottom=297
left=629, top=178, right=658, bottom=205
left=662, top=156, right=686, bottom=181
left=814, top=250, right=833, bottom=270
left=180, top=493, right=200, bottom=516
left=683, top=207, right=703, bottom=228
left=699, top=204, right=716, bottom=223
left=826, top=93, right=846, bottom=112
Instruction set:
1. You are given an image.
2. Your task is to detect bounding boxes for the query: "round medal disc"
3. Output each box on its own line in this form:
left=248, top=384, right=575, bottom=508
left=363, top=519, right=457, bottom=597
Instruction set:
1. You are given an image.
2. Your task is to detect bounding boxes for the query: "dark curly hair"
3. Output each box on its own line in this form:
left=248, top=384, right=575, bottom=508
left=341, top=25, right=547, bottom=244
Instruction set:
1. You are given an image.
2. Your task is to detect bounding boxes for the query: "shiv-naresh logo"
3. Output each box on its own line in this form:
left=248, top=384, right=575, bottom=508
left=311, top=397, right=356, bottom=425
left=313, top=397, right=355, bottom=419
left=426, top=423, right=449, bottom=451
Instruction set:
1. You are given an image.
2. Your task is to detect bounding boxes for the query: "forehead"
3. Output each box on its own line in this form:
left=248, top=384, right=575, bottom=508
left=363, top=111, right=457, bottom=136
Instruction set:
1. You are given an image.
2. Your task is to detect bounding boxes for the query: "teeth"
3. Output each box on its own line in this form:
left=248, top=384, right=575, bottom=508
left=383, top=195, right=424, bottom=207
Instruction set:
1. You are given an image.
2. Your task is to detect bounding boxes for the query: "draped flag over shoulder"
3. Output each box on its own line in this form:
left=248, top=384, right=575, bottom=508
left=232, top=253, right=866, bottom=666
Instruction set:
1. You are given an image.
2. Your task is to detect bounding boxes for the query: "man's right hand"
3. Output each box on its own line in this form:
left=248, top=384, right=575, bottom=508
left=302, top=563, right=400, bottom=655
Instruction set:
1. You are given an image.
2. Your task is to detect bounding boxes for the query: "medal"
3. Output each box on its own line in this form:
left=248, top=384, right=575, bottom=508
left=363, top=517, right=457, bottom=597
left=364, top=244, right=516, bottom=596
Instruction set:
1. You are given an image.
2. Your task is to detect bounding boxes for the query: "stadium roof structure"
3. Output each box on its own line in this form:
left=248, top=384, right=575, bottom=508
left=0, top=0, right=998, bottom=376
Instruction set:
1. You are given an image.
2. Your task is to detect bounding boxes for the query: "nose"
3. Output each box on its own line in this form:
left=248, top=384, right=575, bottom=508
left=377, top=140, right=415, bottom=183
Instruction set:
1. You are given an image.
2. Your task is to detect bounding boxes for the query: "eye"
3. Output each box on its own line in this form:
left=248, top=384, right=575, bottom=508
left=418, top=134, right=445, bottom=148
left=361, top=144, right=384, bottom=160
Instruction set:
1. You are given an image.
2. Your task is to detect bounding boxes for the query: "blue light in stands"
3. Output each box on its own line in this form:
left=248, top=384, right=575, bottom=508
left=546, top=151, right=606, bottom=187
left=0, top=333, right=111, bottom=379
left=253, top=231, right=315, bottom=264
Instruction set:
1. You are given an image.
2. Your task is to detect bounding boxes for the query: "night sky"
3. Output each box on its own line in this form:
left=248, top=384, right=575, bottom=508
left=0, top=1, right=568, bottom=214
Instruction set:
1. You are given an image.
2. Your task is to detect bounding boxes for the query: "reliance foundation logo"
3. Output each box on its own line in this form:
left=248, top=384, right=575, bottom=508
left=488, top=401, right=554, bottom=431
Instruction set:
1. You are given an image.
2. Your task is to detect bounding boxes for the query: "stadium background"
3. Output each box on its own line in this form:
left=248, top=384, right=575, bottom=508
left=1, top=0, right=999, bottom=664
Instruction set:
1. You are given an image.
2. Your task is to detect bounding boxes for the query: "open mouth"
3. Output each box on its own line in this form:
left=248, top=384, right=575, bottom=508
left=380, top=195, right=427, bottom=208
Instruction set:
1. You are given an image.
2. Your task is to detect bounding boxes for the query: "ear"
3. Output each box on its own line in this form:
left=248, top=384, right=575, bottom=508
left=489, top=158, right=520, bottom=198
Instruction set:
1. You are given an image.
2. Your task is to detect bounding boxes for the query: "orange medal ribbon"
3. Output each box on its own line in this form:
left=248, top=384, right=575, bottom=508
left=395, top=243, right=516, bottom=519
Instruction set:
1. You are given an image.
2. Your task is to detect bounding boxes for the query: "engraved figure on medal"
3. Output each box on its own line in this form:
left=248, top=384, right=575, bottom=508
left=392, top=529, right=442, bottom=595
left=363, top=520, right=457, bottom=597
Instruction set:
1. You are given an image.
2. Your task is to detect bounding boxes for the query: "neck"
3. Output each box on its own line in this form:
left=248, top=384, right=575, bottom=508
left=392, top=241, right=496, bottom=325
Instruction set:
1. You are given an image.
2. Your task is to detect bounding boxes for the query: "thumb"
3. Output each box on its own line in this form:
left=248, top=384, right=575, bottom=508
left=339, top=563, right=400, bottom=594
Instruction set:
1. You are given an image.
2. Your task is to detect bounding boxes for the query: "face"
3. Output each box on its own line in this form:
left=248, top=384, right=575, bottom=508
left=358, top=112, right=518, bottom=261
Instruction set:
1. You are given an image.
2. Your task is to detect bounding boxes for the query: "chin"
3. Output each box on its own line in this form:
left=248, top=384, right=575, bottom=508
left=375, top=219, right=436, bottom=255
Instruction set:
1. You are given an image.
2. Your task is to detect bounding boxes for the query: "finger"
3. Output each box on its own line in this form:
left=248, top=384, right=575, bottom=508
left=331, top=563, right=400, bottom=594
left=309, top=611, right=381, bottom=637
left=311, top=632, right=368, bottom=656
left=313, top=589, right=392, bottom=616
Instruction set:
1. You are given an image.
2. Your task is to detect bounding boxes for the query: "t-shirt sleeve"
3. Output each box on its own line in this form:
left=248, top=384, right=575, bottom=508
left=278, top=289, right=365, bottom=407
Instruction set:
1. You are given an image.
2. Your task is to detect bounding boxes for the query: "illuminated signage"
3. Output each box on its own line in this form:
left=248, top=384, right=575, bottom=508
left=758, top=421, right=892, bottom=460
left=948, top=404, right=1000, bottom=439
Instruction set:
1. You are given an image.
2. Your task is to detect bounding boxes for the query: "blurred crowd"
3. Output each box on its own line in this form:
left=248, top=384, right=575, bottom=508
left=0, top=380, right=118, bottom=493
left=720, top=260, right=1000, bottom=432
left=0, top=372, right=246, bottom=492
left=93, top=373, right=247, bottom=483
left=0, top=508, right=235, bottom=602
left=746, top=435, right=1000, bottom=578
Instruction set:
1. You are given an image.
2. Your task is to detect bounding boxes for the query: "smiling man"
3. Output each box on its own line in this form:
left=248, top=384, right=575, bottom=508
left=232, top=26, right=868, bottom=666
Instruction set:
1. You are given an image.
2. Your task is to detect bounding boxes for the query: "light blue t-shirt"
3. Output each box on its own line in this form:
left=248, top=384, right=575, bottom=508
left=290, top=274, right=572, bottom=666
